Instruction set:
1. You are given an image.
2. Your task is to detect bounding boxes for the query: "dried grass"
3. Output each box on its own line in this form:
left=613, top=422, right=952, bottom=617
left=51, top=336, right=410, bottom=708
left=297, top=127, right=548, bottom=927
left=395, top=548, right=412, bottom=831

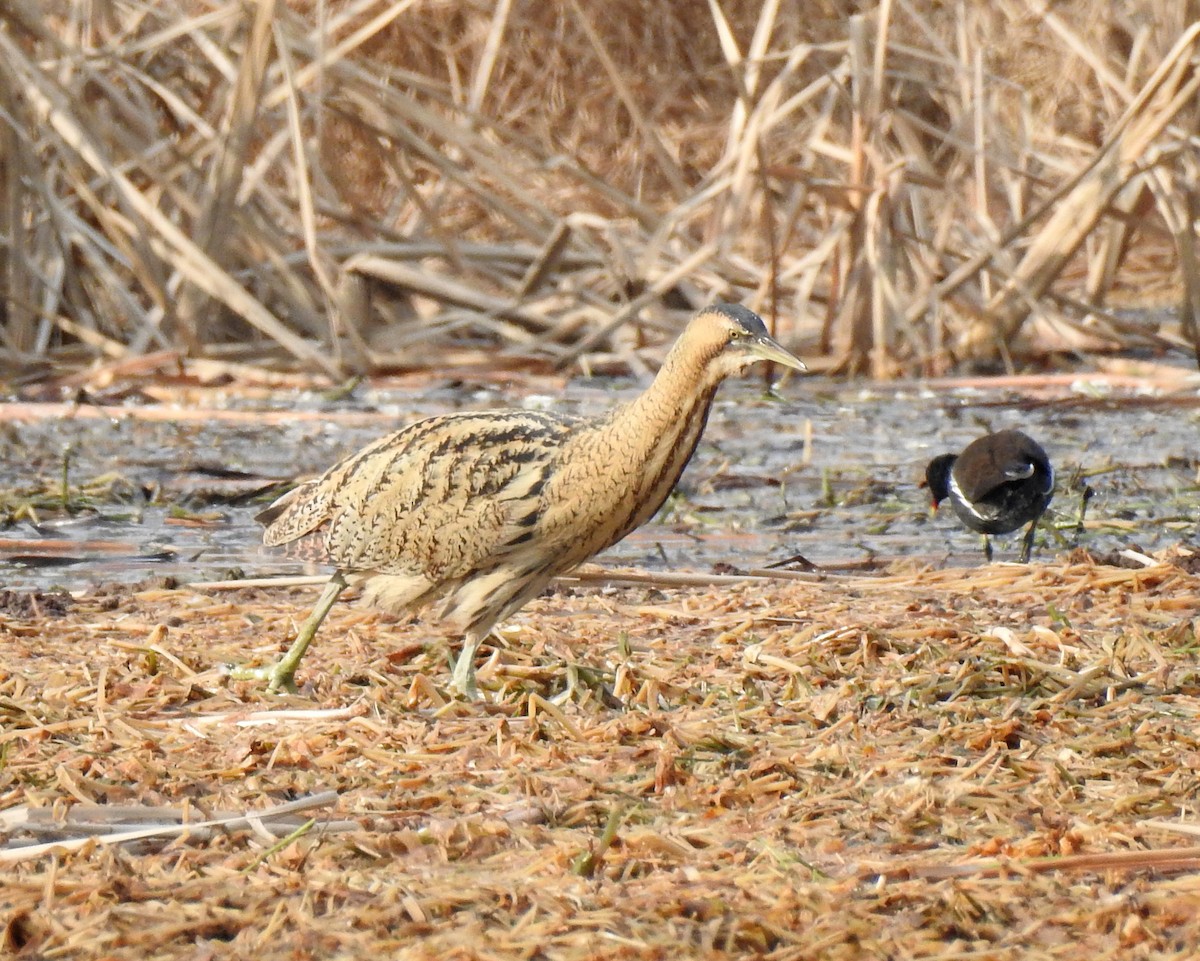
left=1, top=1, right=1197, bottom=379
left=3, top=550, right=1200, bottom=957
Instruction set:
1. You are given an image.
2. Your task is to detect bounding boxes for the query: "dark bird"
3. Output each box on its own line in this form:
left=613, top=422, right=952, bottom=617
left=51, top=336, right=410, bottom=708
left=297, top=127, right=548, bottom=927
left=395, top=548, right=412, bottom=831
left=244, top=304, right=806, bottom=697
left=924, top=429, right=1054, bottom=563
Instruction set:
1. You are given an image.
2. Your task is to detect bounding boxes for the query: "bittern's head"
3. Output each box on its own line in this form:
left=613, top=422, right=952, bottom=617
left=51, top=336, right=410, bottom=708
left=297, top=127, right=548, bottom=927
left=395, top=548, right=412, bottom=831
left=688, top=303, right=807, bottom=378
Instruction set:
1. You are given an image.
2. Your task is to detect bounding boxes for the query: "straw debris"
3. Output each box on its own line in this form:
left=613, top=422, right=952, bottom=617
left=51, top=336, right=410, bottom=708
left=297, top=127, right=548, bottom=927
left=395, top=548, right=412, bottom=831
left=3, top=549, right=1200, bottom=956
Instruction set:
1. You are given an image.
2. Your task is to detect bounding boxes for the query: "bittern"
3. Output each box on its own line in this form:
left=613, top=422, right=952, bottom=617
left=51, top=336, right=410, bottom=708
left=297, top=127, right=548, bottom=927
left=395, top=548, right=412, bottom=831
left=242, top=304, right=804, bottom=697
left=924, top=429, right=1054, bottom=563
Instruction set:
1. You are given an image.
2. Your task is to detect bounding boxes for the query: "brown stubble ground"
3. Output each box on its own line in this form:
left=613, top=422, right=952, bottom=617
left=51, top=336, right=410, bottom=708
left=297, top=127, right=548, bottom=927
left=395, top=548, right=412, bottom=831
left=2, top=553, right=1200, bottom=959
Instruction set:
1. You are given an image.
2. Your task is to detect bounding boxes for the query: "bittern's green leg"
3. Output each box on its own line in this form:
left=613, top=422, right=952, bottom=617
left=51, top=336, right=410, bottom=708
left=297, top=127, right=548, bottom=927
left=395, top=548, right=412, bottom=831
left=450, top=629, right=486, bottom=700
left=232, top=571, right=348, bottom=693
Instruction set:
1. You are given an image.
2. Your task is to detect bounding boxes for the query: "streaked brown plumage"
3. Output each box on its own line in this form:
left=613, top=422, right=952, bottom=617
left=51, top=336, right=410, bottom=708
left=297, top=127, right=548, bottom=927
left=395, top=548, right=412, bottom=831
left=245, top=304, right=805, bottom=696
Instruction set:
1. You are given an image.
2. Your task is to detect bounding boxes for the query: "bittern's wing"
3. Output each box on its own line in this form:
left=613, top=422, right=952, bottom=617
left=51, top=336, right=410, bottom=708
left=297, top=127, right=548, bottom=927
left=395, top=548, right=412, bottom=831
left=262, top=410, right=580, bottom=579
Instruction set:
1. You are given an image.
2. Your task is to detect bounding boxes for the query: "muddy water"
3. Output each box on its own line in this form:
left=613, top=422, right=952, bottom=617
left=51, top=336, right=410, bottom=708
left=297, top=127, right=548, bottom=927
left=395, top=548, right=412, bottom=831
left=1, top=375, right=1198, bottom=592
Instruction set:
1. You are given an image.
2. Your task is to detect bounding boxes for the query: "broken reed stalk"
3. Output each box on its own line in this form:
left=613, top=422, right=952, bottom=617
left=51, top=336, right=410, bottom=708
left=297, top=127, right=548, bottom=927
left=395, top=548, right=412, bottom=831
left=1147, top=159, right=1200, bottom=368
left=172, top=0, right=278, bottom=353
left=865, top=844, right=1200, bottom=882
left=0, top=791, right=344, bottom=865
left=955, top=22, right=1200, bottom=361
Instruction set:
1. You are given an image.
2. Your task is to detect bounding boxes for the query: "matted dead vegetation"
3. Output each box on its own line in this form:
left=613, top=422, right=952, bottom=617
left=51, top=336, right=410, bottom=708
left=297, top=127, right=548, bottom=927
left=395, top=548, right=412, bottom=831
left=3, top=551, right=1200, bottom=957
left=1, top=1, right=1198, bottom=380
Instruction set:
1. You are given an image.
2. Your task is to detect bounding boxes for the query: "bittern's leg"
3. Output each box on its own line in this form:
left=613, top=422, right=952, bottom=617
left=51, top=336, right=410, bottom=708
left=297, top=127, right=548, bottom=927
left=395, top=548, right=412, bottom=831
left=450, top=629, right=485, bottom=700
left=982, top=535, right=994, bottom=563
left=232, top=571, right=348, bottom=693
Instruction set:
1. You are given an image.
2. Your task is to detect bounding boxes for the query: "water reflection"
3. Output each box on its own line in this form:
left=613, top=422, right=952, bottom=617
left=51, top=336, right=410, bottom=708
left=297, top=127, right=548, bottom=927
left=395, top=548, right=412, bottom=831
left=1, top=378, right=1197, bottom=591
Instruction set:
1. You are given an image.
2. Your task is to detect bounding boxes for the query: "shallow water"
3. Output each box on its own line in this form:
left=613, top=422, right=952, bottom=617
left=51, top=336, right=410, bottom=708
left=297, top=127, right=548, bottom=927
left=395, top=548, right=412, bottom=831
left=1, top=374, right=1198, bottom=593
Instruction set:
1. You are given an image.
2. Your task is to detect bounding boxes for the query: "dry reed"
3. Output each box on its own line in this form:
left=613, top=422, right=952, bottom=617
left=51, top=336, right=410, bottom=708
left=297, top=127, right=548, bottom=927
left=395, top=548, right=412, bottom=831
left=0, top=2, right=1197, bottom=376
left=3, top=550, right=1200, bottom=957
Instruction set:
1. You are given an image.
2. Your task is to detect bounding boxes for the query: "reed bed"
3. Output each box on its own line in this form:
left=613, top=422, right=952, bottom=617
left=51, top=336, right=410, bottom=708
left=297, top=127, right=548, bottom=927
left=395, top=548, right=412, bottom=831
left=2, top=550, right=1200, bottom=957
left=1, top=1, right=1197, bottom=380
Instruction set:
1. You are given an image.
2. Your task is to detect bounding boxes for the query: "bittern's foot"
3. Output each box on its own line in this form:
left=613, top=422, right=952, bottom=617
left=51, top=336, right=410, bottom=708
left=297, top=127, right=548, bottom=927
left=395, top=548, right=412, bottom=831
left=549, top=664, right=581, bottom=706
left=227, top=661, right=301, bottom=695
left=448, top=631, right=488, bottom=701
left=448, top=662, right=482, bottom=701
